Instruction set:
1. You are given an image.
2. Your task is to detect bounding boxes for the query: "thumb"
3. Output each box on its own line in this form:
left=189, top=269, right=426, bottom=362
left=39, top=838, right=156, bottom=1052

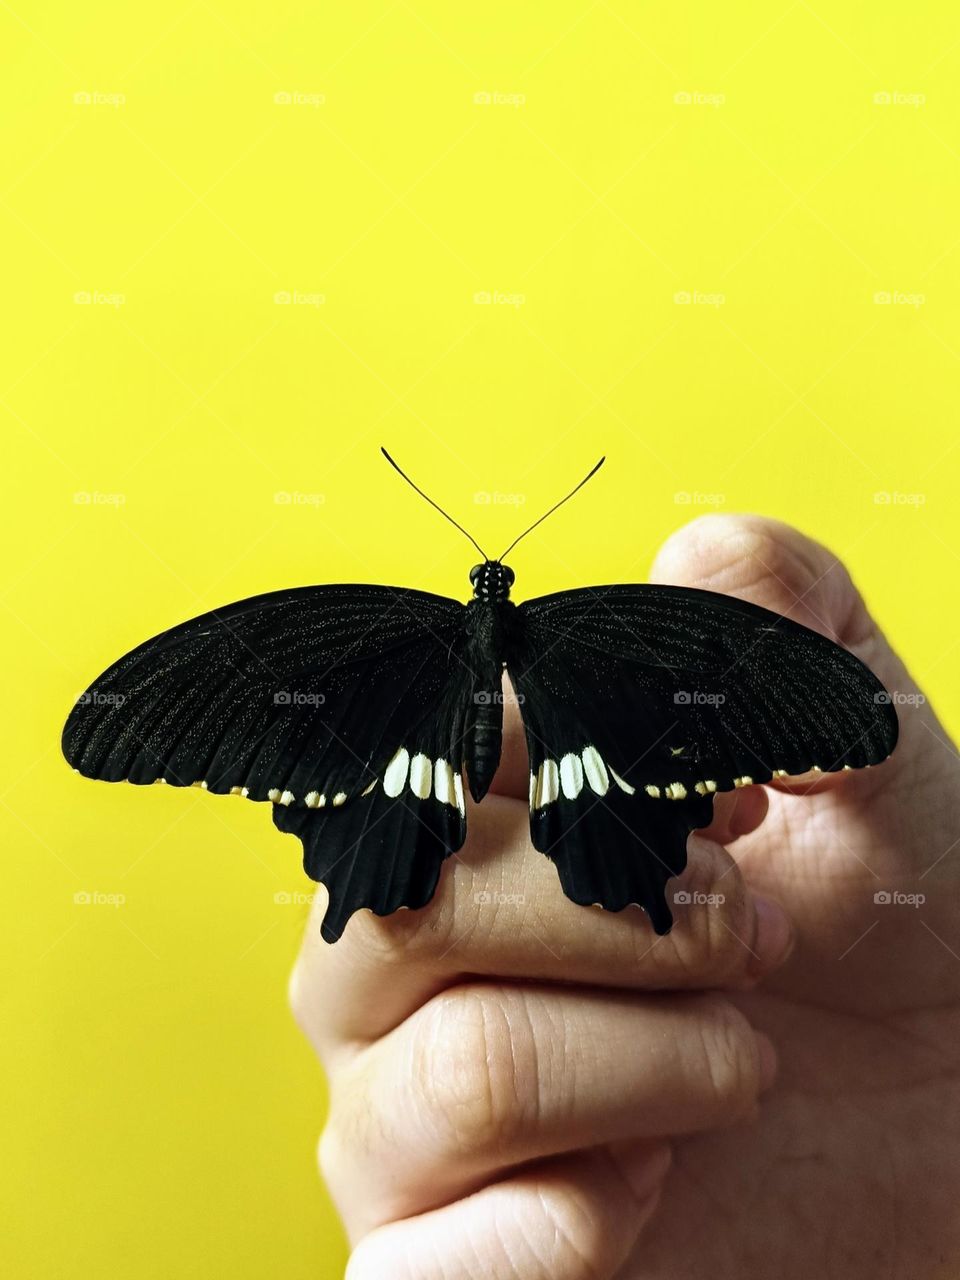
left=649, top=513, right=953, bottom=801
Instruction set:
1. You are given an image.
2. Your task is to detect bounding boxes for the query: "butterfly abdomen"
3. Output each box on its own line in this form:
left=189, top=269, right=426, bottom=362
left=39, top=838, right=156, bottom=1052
left=463, top=600, right=513, bottom=801
left=465, top=690, right=503, bottom=802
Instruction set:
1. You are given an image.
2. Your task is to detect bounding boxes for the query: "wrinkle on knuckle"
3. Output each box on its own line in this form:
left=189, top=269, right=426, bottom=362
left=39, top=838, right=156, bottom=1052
left=411, top=986, right=537, bottom=1159
left=529, top=1180, right=621, bottom=1280
left=689, top=998, right=759, bottom=1116
left=704, top=883, right=753, bottom=986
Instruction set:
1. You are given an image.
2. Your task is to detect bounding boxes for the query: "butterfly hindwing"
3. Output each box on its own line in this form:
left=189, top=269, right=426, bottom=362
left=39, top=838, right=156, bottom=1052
left=273, top=731, right=468, bottom=943
left=509, top=583, right=898, bottom=931
left=510, top=675, right=714, bottom=933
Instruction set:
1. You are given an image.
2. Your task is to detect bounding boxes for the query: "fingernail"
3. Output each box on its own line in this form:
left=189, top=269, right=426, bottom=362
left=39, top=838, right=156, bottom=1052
left=755, top=1031, right=778, bottom=1091
left=750, top=894, right=794, bottom=976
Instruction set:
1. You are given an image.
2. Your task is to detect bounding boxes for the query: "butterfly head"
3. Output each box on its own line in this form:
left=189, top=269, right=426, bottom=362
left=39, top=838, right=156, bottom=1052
left=470, top=560, right=515, bottom=601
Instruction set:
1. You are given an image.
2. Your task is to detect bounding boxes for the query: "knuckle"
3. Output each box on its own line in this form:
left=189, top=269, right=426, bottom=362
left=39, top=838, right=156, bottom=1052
left=345, top=891, right=457, bottom=968
left=702, top=887, right=753, bottom=986
left=664, top=853, right=751, bottom=987
left=316, top=1123, right=342, bottom=1190
left=410, top=986, right=537, bottom=1158
left=533, top=1181, right=625, bottom=1280
left=690, top=998, right=760, bottom=1114
left=286, top=959, right=312, bottom=1032
left=345, top=1235, right=417, bottom=1280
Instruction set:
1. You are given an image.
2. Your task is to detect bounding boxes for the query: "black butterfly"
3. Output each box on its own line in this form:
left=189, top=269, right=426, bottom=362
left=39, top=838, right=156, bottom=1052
left=63, top=451, right=899, bottom=942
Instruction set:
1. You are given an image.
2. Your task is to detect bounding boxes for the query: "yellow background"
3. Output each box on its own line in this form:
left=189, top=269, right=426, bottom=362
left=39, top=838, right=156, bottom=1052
left=2, top=3, right=958, bottom=1276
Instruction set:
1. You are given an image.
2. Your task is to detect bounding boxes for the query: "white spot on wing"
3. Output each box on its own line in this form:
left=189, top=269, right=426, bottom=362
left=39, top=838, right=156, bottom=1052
left=581, top=746, right=609, bottom=796
left=434, top=758, right=455, bottom=805
left=609, top=766, right=635, bottom=795
left=279, top=789, right=295, bottom=806
left=332, top=792, right=347, bottom=806
left=409, top=753, right=432, bottom=799
left=383, top=747, right=410, bottom=798
left=535, top=759, right=560, bottom=806
left=559, top=753, right=584, bottom=799
left=453, top=771, right=465, bottom=815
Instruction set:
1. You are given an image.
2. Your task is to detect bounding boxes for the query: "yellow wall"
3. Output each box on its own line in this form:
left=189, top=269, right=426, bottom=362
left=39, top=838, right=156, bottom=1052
left=2, top=4, right=957, bottom=1276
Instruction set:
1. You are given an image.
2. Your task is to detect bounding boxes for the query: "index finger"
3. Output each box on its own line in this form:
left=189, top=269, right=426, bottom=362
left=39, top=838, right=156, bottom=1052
left=288, top=793, right=793, bottom=1060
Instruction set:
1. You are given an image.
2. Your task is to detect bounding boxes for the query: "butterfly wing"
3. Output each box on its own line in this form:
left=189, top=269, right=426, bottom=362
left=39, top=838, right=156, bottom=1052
left=508, top=583, right=898, bottom=933
left=63, top=584, right=473, bottom=940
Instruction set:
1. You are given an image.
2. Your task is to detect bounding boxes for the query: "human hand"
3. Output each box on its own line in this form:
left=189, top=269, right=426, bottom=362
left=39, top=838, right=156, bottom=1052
left=290, top=515, right=960, bottom=1278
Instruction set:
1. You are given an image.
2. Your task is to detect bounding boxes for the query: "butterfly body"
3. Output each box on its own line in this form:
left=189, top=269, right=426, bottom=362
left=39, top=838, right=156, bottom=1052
left=462, top=561, right=520, bottom=799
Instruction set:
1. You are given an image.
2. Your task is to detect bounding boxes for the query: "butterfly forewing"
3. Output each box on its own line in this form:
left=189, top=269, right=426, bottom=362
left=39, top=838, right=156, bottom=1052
left=64, top=584, right=477, bottom=940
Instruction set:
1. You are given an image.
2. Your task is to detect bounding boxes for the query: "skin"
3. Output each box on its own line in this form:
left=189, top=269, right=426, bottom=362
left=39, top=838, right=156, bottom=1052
left=289, top=514, right=960, bottom=1279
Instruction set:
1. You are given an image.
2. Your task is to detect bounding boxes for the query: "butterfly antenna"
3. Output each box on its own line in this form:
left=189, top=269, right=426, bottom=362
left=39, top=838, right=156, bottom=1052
left=381, top=447, right=487, bottom=559
left=498, top=456, right=605, bottom=561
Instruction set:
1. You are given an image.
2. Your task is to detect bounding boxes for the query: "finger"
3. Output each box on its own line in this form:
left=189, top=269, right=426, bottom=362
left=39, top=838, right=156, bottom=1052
left=344, top=1141, right=670, bottom=1277
left=320, top=982, right=776, bottom=1229
left=699, top=781, right=769, bottom=843
left=289, top=808, right=794, bottom=1054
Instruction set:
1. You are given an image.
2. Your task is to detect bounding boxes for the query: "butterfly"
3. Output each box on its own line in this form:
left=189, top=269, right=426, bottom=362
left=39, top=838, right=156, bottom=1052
left=63, top=450, right=899, bottom=942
